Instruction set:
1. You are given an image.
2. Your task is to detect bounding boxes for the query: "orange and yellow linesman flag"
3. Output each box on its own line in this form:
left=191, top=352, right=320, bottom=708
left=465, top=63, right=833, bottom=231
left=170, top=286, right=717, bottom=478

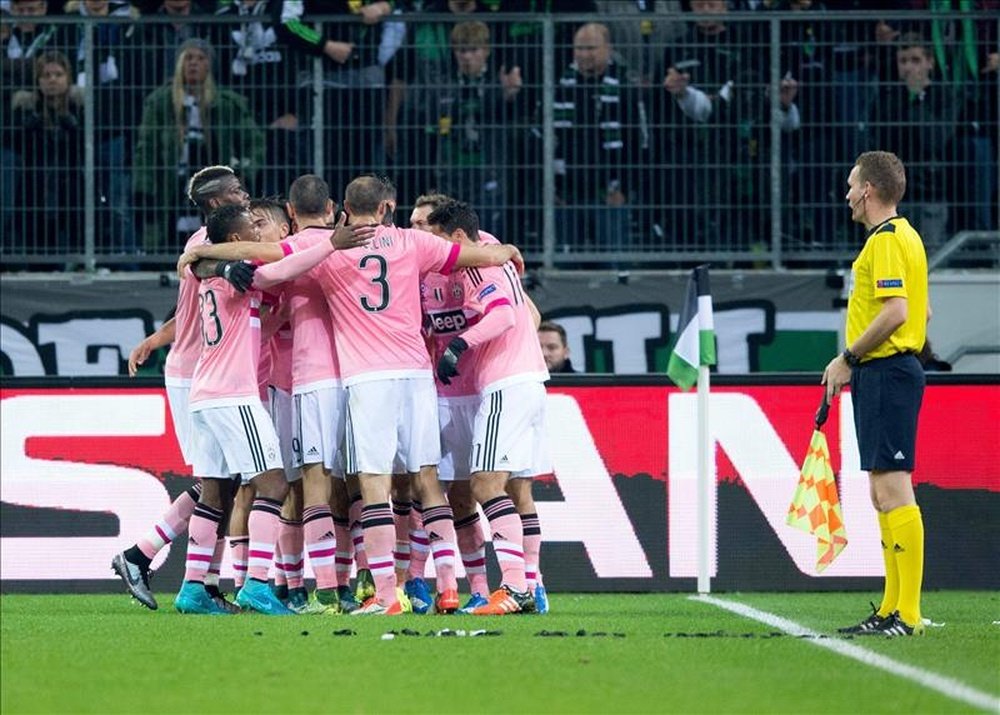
left=786, top=397, right=848, bottom=572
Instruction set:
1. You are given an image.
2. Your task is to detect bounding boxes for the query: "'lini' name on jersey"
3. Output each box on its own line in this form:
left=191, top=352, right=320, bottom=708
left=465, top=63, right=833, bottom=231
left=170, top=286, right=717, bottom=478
left=429, top=309, right=468, bottom=333
left=366, top=235, right=394, bottom=250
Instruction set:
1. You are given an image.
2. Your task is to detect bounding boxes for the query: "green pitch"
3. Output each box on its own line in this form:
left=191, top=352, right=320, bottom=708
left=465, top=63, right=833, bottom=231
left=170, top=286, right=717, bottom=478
left=2, top=591, right=998, bottom=714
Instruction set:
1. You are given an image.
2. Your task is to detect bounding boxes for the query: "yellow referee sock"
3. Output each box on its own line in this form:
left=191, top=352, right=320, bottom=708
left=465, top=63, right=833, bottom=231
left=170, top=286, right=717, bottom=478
left=876, top=511, right=899, bottom=618
left=887, top=504, right=924, bottom=627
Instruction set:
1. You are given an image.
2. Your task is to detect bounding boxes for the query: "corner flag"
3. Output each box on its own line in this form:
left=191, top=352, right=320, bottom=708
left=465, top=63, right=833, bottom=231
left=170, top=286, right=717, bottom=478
left=786, top=397, right=848, bottom=572
left=667, top=265, right=716, bottom=390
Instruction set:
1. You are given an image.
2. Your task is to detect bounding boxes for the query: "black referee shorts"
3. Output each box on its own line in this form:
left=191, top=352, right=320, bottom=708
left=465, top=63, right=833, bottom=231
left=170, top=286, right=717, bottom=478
left=850, top=352, right=925, bottom=472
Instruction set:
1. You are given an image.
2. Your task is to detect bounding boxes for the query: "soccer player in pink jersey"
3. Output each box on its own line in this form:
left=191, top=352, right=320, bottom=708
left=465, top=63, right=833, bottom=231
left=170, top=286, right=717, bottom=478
left=426, top=200, right=551, bottom=615
left=113, top=166, right=250, bottom=612
left=300, top=175, right=524, bottom=615
left=248, top=198, right=310, bottom=610
left=179, top=176, right=370, bottom=614
left=175, top=203, right=369, bottom=615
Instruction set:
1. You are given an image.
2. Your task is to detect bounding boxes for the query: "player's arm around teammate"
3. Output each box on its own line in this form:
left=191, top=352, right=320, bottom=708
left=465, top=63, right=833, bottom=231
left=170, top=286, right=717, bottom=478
left=176, top=213, right=374, bottom=279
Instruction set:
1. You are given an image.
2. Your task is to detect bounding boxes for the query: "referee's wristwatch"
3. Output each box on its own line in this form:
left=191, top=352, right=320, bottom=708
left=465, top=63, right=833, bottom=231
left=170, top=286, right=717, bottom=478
left=842, top=348, right=861, bottom=368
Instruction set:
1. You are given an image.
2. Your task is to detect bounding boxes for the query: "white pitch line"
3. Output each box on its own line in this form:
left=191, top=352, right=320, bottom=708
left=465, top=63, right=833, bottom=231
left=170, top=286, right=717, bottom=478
left=691, top=594, right=1000, bottom=714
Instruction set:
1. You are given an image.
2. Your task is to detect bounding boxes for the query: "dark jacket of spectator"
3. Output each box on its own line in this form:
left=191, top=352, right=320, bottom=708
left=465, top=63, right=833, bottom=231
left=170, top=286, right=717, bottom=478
left=10, top=61, right=85, bottom=253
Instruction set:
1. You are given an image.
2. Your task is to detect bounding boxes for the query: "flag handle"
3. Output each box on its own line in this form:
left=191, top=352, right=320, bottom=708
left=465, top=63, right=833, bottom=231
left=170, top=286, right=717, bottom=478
left=815, top=393, right=830, bottom=430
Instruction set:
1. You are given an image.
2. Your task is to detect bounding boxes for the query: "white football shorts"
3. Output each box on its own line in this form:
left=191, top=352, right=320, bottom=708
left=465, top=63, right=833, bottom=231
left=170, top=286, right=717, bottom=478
left=344, top=377, right=440, bottom=475
left=189, top=402, right=283, bottom=482
left=471, top=381, right=550, bottom=477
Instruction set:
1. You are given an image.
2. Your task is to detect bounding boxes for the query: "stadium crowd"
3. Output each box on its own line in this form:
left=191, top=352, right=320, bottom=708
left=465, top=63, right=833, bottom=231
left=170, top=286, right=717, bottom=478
left=1, top=0, right=997, bottom=266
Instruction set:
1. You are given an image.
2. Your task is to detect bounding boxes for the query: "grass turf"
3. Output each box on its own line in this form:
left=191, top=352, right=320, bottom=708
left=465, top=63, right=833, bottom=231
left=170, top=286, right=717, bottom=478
left=2, top=591, right=997, bottom=714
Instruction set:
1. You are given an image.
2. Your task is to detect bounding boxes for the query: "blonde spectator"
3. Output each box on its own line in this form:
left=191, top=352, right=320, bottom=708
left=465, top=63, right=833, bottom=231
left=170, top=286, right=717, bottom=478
left=133, top=38, right=264, bottom=252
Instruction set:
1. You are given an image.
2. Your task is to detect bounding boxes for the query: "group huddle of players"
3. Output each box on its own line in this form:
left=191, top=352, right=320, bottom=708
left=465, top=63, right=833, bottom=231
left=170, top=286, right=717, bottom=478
left=112, top=166, right=551, bottom=617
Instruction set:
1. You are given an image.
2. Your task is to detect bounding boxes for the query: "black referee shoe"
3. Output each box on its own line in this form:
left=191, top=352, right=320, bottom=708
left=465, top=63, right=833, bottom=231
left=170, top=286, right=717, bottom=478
left=837, top=602, right=886, bottom=634
left=871, top=611, right=926, bottom=637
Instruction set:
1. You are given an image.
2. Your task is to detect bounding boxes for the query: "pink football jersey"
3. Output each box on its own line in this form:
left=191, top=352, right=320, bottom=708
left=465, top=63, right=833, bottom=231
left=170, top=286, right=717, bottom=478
left=164, top=228, right=209, bottom=385
left=311, top=225, right=460, bottom=385
left=422, top=270, right=478, bottom=398
left=277, top=227, right=341, bottom=392
left=462, top=261, right=549, bottom=393
left=188, top=277, right=264, bottom=409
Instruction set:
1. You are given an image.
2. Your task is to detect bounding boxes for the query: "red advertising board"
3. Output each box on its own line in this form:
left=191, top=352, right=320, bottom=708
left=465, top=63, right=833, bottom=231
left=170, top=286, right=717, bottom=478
left=2, top=379, right=997, bottom=591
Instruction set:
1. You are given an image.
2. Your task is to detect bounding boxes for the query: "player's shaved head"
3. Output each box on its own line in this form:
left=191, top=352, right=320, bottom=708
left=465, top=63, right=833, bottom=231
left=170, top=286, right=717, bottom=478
left=426, top=199, right=480, bottom=241
left=206, top=204, right=250, bottom=244
left=187, top=165, right=236, bottom=208
left=288, top=174, right=332, bottom=216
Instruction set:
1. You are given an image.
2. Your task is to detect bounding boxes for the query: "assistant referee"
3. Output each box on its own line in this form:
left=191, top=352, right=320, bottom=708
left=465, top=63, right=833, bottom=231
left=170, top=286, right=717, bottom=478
left=823, top=151, right=929, bottom=637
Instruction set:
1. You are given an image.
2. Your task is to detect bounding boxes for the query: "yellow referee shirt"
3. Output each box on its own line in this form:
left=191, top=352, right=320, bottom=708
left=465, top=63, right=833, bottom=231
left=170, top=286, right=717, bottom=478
left=846, top=216, right=928, bottom=361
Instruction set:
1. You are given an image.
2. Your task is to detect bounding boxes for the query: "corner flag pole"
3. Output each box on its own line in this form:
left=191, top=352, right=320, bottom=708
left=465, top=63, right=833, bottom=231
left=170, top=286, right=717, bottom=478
left=697, top=362, right=711, bottom=594
left=666, top=264, right=717, bottom=595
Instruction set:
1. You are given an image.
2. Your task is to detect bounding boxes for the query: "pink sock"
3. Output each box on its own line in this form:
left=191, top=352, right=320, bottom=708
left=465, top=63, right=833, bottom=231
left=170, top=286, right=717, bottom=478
left=333, top=514, right=353, bottom=587
left=137, top=483, right=201, bottom=560
left=247, top=497, right=282, bottom=582
left=183, top=503, right=222, bottom=583
left=229, top=536, right=249, bottom=588
left=393, top=501, right=412, bottom=577
left=362, top=503, right=397, bottom=605
left=205, top=537, right=226, bottom=588
left=278, top=518, right=305, bottom=590
left=520, top=513, right=542, bottom=589
left=456, top=512, right=489, bottom=596
left=407, top=500, right=430, bottom=580
left=273, top=537, right=287, bottom=588
left=303, top=505, right=337, bottom=590
left=349, top=496, right=368, bottom=570
left=423, top=504, right=458, bottom=592
left=482, top=496, right=526, bottom=592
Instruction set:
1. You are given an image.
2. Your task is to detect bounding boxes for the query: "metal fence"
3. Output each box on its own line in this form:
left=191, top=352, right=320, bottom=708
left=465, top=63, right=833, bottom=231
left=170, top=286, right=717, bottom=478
left=1, top=6, right=997, bottom=270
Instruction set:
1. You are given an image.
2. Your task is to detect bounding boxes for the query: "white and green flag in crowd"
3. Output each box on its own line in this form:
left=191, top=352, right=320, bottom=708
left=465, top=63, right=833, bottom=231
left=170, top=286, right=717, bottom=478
left=667, top=265, right=716, bottom=390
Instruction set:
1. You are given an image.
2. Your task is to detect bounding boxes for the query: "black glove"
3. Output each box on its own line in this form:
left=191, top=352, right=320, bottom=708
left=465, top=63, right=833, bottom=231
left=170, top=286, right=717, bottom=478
left=214, top=260, right=256, bottom=293
left=436, top=337, right=469, bottom=385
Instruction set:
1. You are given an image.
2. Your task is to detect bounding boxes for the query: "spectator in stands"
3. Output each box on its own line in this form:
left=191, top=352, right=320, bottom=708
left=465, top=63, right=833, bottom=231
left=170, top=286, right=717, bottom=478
left=945, top=4, right=999, bottom=233
left=652, top=0, right=799, bottom=251
left=63, top=0, right=143, bottom=257
left=2, top=0, right=67, bottom=92
left=272, top=0, right=397, bottom=198
left=132, top=38, right=264, bottom=252
left=781, top=0, right=845, bottom=250
left=212, top=0, right=308, bottom=195
left=418, top=20, right=523, bottom=240
left=595, top=0, right=686, bottom=87
left=9, top=50, right=84, bottom=259
left=486, top=0, right=596, bottom=251
left=866, top=31, right=955, bottom=252
left=134, top=0, right=214, bottom=95
left=552, top=22, right=648, bottom=257
left=383, top=0, right=482, bottom=206
left=538, top=320, right=577, bottom=373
